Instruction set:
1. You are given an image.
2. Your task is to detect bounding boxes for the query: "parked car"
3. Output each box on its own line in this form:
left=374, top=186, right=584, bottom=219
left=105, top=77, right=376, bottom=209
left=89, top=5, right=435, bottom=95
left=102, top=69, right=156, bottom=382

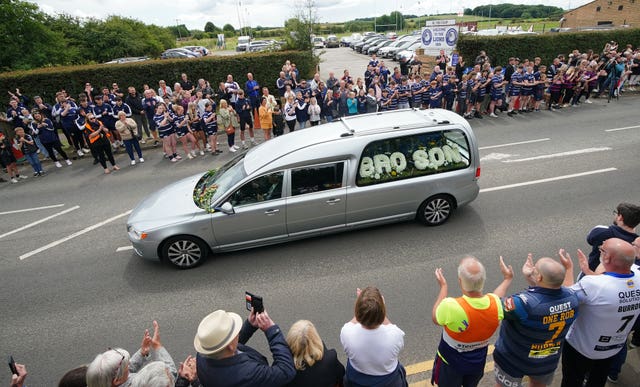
left=378, top=36, right=416, bottom=57
left=236, top=35, right=251, bottom=51
left=345, top=33, right=363, bottom=47
left=182, top=45, right=209, bottom=56
left=326, top=35, right=339, bottom=48
left=367, top=39, right=394, bottom=55
left=103, top=56, right=149, bottom=64
left=386, top=31, right=398, bottom=40
left=312, top=36, right=325, bottom=48
left=247, top=40, right=280, bottom=52
left=353, top=35, right=382, bottom=52
left=126, top=109, right=480, bottom=268
left=361, top=38, right=386, bottom=54
left=386, top=37, right=420, bottom=59
left=161, top=48, right=199, bottom=59
left=395, top=41, right=423, bottom=61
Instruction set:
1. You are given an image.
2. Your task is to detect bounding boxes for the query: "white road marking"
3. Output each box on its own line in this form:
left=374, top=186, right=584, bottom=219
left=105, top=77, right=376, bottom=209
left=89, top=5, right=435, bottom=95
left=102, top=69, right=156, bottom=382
left=116, top=246, right=133, bottom=252
left=480, top=168, right=617, bottom=193
left=0, top=203, right=65, bottom=216
left=605, top=125, right=640, bottom=132
left=0, top=206, right=79, bottom=240
left=502, top=147, right=611, bottom=163
left=19, top=209, right=133, bottom=261
left=480, top=152, right=516, bottom=162
left=479, top=138, right=550, bottom=150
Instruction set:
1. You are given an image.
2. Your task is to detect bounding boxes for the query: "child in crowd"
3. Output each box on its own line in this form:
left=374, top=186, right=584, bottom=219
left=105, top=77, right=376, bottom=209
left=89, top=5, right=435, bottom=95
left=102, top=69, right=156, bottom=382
left=272, top=105, right=285, bottom=137
left=173, top=104, right=201, bottom=159
left=308, top=97, right=321, bottom=126
left=201, top=102, right=221, bottom=155
left=14, top=127, right=45, bottom=176
left=153, top=103, right=180, bottom=162
left=0, top=132, right=26, bottom=183
left=187, top=102, right=205, bottom=155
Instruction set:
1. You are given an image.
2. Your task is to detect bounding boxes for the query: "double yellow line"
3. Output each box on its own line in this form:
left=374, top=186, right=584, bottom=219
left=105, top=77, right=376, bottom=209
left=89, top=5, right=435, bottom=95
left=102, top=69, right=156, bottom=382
left=406, top=345, right=496, bottom=387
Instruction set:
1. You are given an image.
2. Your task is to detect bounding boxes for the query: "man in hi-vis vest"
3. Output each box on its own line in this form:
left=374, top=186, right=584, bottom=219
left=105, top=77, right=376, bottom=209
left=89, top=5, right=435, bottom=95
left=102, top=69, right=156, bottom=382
left=431, top=256, right=514, bottom=387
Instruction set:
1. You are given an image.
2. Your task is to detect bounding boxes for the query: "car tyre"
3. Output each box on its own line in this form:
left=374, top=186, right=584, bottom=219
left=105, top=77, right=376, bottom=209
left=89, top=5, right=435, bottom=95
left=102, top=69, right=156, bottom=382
left=417, top=195, right=454, bottom=226
left=161, top=235, right=208, bottom=269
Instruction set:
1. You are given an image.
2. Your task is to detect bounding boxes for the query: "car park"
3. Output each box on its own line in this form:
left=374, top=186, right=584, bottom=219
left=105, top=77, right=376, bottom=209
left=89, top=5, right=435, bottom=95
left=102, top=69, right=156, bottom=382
left=127, top=109, right=480, bottom=269
left=160, top=48, right=199, bottom=59
left=326, top=35, right=339, bottom=48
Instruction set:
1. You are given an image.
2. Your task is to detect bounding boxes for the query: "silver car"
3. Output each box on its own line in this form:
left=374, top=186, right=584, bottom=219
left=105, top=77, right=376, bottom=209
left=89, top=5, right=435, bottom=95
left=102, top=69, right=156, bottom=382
left=127, top=109, right=480, bottom=268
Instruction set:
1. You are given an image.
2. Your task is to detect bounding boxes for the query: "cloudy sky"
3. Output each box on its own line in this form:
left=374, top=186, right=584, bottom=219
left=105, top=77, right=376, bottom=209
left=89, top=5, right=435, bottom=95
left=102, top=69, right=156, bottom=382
left=30, top=0, right=592, bottom=30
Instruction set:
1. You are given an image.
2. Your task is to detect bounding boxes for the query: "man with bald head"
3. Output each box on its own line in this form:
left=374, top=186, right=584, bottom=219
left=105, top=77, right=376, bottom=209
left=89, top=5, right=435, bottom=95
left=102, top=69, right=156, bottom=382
left=431, top=256, right=513, bottom=387
left=559, top=238, right=640, bottom=387
left=493, top=254, right=578, bottom=387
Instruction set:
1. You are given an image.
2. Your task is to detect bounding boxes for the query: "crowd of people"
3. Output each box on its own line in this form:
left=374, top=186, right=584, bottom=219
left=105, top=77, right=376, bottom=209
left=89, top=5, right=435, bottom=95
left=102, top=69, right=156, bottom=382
left=1, top=41, right=639, bottom=183
left=8, top=202, right=640, bottom=387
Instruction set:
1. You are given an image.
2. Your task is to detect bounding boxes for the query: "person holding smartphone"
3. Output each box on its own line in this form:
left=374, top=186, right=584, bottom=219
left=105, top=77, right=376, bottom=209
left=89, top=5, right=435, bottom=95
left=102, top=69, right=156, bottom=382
left=8, top=359, right=27, bottom=387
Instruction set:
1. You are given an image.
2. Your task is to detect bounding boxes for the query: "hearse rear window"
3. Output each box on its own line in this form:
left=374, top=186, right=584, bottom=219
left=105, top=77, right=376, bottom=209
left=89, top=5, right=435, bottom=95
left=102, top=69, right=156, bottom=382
left=356, top=129, right=470, bottom=186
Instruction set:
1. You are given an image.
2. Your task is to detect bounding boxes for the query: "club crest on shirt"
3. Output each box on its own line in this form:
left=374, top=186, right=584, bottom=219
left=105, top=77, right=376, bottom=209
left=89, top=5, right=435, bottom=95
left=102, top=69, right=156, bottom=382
left=504, top=297, right=515, bottom=311
left=627, top=279, right=635, bottom=288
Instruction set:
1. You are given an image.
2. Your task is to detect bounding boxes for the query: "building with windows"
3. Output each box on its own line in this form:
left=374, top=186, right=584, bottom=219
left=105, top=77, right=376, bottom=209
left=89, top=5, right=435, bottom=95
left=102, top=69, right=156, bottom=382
left=562, top=0, right=640, bottom=28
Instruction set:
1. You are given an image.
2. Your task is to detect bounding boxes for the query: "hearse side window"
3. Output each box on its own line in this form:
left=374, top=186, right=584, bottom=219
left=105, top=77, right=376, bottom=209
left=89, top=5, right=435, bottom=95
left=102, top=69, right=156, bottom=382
left=229, top=171, right=284, bottom=206
left=356, top=129, right=470, bottom=186
left=291, top=162, right=344, bottom=196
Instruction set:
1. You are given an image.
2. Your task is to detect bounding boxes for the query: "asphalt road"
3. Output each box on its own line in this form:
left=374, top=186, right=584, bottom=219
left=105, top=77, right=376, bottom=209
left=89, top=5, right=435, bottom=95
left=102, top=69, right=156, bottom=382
left=2, top=49, right=640, bottom=385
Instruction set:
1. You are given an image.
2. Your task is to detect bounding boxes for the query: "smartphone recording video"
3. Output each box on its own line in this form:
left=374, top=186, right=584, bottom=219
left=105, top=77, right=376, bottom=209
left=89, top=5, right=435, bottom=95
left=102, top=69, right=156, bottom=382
left=245, top=291, right=264, bottom=313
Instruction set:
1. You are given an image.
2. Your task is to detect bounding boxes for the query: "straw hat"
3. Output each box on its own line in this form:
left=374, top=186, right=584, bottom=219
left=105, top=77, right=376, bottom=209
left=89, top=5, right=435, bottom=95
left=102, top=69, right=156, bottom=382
left=194, top=310, right=243, bottom=355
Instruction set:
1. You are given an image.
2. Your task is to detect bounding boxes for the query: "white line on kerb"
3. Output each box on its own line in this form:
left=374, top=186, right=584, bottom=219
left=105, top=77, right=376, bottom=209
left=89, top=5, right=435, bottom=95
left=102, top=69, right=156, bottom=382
left=479, top=138, right=550, bottom=150
left=0, top=205, right=79, bottom=240
left=0, top=203, right=65, bottom=216
left=605, top=125, right=640, bottom=132
left=480, top=168, right=617, bottom=193
left=116, top=246, right=133, bottom=252
left=19, top=209, right=133, bottom=261
left=502, top=147, right=611, bottom=163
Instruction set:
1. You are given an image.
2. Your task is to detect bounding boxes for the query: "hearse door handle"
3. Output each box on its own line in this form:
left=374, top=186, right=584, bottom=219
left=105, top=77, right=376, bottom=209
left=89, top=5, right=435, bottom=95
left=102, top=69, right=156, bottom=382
left=326, top=198, right=341, bottom=205
left=264, top=209, right=280, bottom=215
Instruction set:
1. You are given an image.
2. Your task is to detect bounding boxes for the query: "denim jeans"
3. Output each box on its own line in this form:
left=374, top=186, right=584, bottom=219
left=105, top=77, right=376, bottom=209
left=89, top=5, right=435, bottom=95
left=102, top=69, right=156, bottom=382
left=25, top=152, right=43, bottom=173
left=123, top=138, right=142, bottom=160
left=34, top=136, right=49, bottom=158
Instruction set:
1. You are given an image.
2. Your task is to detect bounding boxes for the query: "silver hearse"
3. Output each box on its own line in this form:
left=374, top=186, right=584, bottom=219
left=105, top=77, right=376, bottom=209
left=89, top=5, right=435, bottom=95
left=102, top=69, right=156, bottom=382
left=127, top=109, right=480, bottom=268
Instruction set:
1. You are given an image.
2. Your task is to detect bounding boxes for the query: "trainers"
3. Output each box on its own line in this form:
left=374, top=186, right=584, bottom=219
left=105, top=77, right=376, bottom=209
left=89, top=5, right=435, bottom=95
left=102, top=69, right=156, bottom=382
left=233, top=145, right=240, bottom=150
left=489, top=113, right=498, bottom=118
left=585, top=99, right=592, bottom=104
left=607, top=375, right=618, bottom=384
left=139, top=157, right=144, bottom=163
left=187, top=153, right=194, bottom=159
left=39, top=170, right=46, bottom=176
left=131, top=160, right=136, bottom=166
left=82, top=148, right=90, bottom=153
left=190, top=150, right=196, bottom=157
left=140, top=139, right=146, bottom=144
left=170, top=157, right=178, bottom=162
left=34, top=172, right=39, bottom=177
left=55, top=161, right=62, bottom=168
left=77, top=150, right=84, bottom=156
left=242, top=143, right=249, bottom=149
left=199, top=150, right=205, bottom=156
left=175, top=154, right=182, bottom=160
left=65, top=159, right=72, bottom=166
left=229, top=147, right=237, bottom=153
left=215, top=149, right=223, bottom=154
left=153, top=140, right=160, bottom=147
left=11, top=178, right=18, bottom=183
left=251, top=139, right=258, bottom=145
left=206, top=144, right=211, bottom=151
left=18, top=175, right=27, bottom=179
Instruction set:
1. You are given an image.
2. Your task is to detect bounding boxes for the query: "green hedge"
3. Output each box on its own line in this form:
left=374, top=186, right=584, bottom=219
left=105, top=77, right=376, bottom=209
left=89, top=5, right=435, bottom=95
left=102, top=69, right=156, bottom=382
left=457, top=28, right=640, bottom=66
left=0, top=51, right=317, bottom=103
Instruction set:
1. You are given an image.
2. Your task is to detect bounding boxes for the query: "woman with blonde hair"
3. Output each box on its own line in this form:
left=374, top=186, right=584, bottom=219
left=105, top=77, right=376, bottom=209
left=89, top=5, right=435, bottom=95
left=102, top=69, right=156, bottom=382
left=217, top=99, right=240, bottom=153
left=285, top=320, right=344, bottom=387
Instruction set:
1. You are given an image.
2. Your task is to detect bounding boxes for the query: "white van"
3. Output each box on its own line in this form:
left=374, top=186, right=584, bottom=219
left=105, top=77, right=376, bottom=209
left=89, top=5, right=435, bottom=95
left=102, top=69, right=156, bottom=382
left=236, top=36, right=251, bottom=51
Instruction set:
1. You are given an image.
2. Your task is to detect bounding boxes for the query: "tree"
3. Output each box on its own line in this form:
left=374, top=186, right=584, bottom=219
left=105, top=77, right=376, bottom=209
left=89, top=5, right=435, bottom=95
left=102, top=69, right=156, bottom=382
left=204, top=21, right=218, bottom=33
left=285, top=0, right=318, bottom=51
left=222, top=23, right=236, bottom=36
left=0, top=0, right=67, bottom=71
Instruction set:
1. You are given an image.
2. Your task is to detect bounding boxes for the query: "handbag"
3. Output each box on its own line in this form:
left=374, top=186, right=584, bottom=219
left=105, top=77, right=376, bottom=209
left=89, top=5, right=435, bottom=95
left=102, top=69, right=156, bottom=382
left=225, top=125, right=235, bottom=135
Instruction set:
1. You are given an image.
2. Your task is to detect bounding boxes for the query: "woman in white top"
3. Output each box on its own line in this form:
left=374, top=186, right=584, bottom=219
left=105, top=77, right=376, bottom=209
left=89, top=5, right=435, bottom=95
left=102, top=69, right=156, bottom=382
left=340, top=287, right=406, bottom=387
left=284, top=95, right=298, bottom=133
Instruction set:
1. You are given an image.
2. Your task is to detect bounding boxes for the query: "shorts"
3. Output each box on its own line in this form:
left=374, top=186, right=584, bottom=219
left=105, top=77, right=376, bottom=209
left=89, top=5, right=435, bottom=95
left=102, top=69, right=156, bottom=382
left=491, top=93, right=504, bottom=101
left=432, top=354, right=484, bottom=387
left=534, top=91, right=543, bottom=101
left=494, top=362, right=554, bottom=387
left=521, top=89, right=532, bottom=96
left=158, top=129, right=175, bottom=139
left=509, top=89, right=520, bottom=97
left=239, top=116, right=252, bottom=131
left=205, top=126, right=218, bottom=136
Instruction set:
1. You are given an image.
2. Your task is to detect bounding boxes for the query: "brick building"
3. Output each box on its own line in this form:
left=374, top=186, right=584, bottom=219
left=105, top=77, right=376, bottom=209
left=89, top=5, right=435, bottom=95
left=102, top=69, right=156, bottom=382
left=562, top=0, right=640, bottom=28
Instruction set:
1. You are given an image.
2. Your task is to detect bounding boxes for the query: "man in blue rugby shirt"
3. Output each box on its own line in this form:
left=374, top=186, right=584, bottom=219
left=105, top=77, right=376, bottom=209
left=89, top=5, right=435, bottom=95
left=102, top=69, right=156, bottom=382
left=494, top=253, right=578, bottom=387
left=245, top=73, right=261, bottom=128
left=396, top=77, right=411, bottom=109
